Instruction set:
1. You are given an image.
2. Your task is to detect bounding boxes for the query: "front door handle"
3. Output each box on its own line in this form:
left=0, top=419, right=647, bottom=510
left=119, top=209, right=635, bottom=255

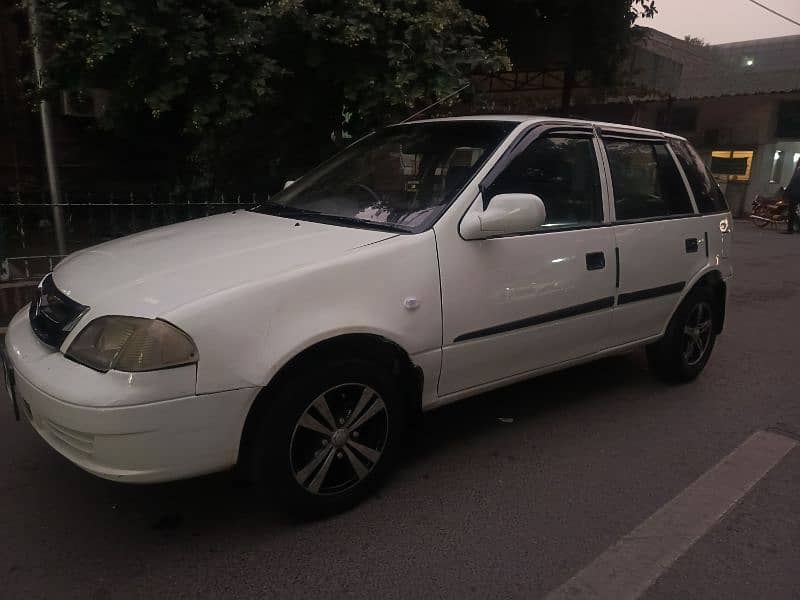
left=586, top=251, right=606, bottom=271
left=685, top=238, right=699, bottom=253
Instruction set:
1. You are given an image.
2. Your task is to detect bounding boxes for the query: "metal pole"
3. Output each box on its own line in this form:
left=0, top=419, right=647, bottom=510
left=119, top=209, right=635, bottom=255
left=27, top=0, right=67, bottom=256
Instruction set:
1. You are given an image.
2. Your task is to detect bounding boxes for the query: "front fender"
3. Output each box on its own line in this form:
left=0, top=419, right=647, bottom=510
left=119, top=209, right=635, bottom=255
left=165, top=230, right=443, bottom=395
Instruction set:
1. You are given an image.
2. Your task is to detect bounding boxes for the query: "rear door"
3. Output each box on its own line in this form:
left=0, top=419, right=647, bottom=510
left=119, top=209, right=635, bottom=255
left=601, top=133, right=707, bottom=346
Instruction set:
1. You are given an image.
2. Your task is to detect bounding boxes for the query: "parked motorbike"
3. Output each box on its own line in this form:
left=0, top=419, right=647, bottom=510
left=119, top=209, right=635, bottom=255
left=750, top=187, right=800, bottom=231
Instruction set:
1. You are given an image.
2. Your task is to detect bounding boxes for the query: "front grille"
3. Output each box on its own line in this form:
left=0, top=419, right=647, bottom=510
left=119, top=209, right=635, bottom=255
left=29, top=273, right=89, bottom=348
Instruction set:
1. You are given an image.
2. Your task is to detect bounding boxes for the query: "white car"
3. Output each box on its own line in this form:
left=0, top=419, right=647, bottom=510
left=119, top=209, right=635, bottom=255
left=2, top=116, right=732, bottom=515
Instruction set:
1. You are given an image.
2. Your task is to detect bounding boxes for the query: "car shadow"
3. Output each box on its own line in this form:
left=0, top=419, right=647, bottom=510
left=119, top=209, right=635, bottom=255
left=402, top=353, right=653, bottom=463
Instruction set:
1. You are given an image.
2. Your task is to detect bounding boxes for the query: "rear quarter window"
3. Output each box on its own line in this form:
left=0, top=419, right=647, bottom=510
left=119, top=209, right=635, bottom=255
left=670, top=140, right=729, bottom=214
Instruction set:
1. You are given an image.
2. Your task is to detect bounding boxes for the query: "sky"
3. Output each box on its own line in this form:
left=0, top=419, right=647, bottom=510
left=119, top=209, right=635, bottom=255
left=636, top=0, right=800, bottom=44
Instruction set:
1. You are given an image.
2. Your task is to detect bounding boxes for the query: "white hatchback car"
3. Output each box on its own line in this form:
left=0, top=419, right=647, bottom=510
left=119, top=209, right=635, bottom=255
left=3, top=116, right=732, bottom=515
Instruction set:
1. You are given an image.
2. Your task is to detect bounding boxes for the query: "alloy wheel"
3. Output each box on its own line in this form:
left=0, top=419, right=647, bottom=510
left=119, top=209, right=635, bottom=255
left=289, top=383, right=388, bottom=495
left=682, top=302, right=713, bottom=366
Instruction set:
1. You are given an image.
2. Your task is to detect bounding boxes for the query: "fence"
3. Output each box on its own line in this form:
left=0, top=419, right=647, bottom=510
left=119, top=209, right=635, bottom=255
left=1, top=191, right=264, bottom=283
left=0, top=191, right=264, bottom=325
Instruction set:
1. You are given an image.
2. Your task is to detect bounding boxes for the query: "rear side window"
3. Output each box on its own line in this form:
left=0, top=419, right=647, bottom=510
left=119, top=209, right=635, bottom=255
left=486, top=135, right=603, bottom=227
left=604, top=139, right=694, bottom=220
left=670, top=140, right=729, bottom=213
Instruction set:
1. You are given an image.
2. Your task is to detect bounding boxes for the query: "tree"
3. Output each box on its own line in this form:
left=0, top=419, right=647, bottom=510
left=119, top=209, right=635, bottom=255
left=683, top=35, right=710, bottom=48
left=30, top=0, right=509, bottom=188
left=464, top=0, right=657, bottom=113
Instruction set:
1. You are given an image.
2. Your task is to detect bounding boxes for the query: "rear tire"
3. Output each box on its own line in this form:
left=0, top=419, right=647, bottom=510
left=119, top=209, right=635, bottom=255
left=646, top=286, right=717, bottom=383
left=250, top=357, right=406, bottom=518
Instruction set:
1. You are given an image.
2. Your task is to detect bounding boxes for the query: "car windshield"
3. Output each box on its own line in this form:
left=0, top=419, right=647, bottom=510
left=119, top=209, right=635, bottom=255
left=254, top=121, right=516, bottom=232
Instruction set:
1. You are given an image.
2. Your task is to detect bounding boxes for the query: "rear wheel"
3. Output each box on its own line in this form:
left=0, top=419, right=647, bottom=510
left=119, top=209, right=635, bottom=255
left=251, top=357, right=406, bottom=517
left=647, top=286, right=717, bottom=383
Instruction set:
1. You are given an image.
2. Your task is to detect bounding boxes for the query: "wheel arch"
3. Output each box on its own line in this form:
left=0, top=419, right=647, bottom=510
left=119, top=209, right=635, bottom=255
left=236, top=333, right=423, bottom=473
left=677, top=269, right=727, bottom=335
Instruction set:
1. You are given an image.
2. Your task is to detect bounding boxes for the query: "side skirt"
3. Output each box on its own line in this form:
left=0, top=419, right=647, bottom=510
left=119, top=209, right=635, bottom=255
left=422, top=334, right=663, bottom=412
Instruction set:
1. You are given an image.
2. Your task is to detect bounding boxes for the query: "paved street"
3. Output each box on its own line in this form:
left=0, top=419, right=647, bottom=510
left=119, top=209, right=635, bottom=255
left=1, top=223, right=799, bottom=600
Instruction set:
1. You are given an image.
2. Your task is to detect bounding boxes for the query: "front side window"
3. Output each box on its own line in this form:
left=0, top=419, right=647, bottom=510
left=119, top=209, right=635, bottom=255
left=604, top=139, right=693, bottom=220
left=255, top=121, right=515, bottom=232
left=671, top=140, right=728, bottom=213
left=485, top=135, right=603, bottom=227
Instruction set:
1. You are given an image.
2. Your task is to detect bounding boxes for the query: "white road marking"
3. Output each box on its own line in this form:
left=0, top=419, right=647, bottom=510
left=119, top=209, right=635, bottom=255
left=544, top=430, right=798, bottom=600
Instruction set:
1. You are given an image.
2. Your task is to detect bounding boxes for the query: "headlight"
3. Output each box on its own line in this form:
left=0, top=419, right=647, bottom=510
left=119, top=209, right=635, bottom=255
left=66, top=316, right=198, bottom=373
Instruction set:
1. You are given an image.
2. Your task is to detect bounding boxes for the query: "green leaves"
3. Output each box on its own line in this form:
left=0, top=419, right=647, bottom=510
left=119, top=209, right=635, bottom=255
left=32, top=0, right=507, bottom=186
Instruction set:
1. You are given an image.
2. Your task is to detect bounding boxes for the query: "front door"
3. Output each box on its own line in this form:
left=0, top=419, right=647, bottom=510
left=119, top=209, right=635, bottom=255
left=436, top=130, right=617, bottom=397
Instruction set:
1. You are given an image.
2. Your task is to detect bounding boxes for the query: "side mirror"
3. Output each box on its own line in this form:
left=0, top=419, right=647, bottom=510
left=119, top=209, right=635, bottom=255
left=460, top=193, right=546, bottom=240
left=283, top=180, right=296, bottom=189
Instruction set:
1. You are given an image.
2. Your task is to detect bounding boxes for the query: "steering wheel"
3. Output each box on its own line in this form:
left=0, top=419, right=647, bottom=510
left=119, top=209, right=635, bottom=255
left=346, top=183, right=381, bottom=205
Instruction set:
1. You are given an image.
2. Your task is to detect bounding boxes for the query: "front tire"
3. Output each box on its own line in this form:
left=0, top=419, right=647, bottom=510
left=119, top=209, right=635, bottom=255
left=752, top=205, right=770, bottom=227
left=647, top=286, right=717, bottom=383
left=252, top=357, right=406, bottom=517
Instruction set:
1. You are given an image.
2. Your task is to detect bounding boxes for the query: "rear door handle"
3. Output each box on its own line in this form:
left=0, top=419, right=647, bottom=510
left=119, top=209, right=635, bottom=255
left=685, top=238, right=699, bottom=253
left=586, top=251, right=606, bottom=270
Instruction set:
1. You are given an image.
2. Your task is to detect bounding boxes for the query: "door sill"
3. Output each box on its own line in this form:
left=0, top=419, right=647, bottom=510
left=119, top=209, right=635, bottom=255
left=425, top=334, right=662, bottom=411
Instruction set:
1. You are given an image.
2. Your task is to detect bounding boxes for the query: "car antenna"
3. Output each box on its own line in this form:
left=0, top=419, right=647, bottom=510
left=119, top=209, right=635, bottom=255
left=400, top=82, right=471, bottom=123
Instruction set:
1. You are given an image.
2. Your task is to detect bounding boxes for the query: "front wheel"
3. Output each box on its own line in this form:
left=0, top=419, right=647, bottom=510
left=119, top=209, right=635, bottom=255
left=646, top=287, right=717, bottom=383
left=251, top=357, right=406, bottom=517
left=754, top=218, right=770, bottom=228
left=752, top=205, right=770, bottom=227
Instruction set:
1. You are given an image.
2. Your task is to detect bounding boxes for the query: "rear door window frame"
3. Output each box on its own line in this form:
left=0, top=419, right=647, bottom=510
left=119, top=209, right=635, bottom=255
left=598, top=131, right=699, bottom=223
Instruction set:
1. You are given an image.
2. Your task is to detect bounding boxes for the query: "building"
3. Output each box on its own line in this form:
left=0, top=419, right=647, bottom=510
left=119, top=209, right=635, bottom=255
left=474, top=28, right=800, bottom=217
left=632, top=32, right=800, bottom=216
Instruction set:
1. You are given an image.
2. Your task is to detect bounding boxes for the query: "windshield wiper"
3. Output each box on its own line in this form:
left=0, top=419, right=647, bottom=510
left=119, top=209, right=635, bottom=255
left=323, top=214, right=412, bottom=233
left=251, top=201, right=317, bottom=218
left=252, top=202, right=411, bottom=233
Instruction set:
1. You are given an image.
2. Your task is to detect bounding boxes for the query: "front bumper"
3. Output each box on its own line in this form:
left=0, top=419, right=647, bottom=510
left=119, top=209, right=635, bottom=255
left=4, top=308, right=257, bottom=483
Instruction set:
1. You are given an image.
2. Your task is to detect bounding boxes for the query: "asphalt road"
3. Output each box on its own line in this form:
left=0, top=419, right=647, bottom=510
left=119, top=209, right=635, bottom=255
left=2, top=224, right=799, bottom=599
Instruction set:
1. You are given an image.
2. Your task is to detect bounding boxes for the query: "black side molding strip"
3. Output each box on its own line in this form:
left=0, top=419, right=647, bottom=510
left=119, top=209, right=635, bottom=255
left=618, top=282, right=685, bottom=305
left=454, top=296, right=615, bottom=343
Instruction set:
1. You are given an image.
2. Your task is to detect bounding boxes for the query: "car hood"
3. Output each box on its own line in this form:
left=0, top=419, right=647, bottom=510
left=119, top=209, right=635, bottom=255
left=53, top=211, right=397, bottom=317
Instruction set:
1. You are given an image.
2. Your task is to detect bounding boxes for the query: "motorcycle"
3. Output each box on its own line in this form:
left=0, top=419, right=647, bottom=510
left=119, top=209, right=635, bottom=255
left=750, top=187, right=800, bottom=231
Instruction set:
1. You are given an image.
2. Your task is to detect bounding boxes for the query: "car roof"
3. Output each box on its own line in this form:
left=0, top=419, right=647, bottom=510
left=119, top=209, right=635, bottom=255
left=402, top=115, right=686, bottom=141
